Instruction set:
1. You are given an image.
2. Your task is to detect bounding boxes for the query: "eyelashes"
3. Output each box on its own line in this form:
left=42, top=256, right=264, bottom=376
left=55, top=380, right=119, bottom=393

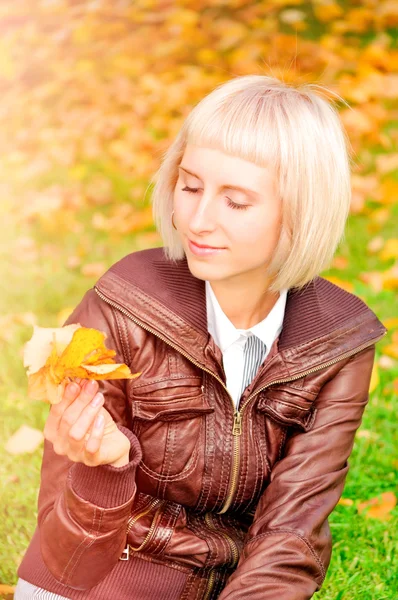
left=180, top=186, right=249, bottom=211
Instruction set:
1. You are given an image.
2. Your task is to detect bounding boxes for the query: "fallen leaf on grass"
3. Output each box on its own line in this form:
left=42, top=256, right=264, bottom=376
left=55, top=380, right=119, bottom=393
left=5, top=424, right=44, bottom=455
left=321, top=275, right=354, bottom=293
left=337, top=498, right=354, bottom=506
left=0, top=583, right=15, bottom=597
left=382, top=343, right=398, bottom=359
left=356, top=429, right=379, bottom=440
left=357, top=492, right=397, bottom=521
left=382, top=317, right=398, bottom=330
left=24, top=324, right=141, bottom=404
left=368, top=361, right=380, bottom=393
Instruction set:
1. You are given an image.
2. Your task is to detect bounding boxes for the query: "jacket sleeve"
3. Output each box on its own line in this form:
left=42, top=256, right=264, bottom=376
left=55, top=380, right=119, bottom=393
left=37, top=288, right=143, bottom=590
left=218, top=343, right=376, bottom=600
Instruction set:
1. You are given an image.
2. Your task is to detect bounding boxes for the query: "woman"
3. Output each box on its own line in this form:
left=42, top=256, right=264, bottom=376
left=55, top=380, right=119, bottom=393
left=15, top=75, right=387, bottom=599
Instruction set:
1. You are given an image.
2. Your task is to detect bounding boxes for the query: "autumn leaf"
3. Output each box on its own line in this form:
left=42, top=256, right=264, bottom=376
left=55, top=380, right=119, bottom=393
left=357, top=492, right=397, bottom=521
left=0, top=583, right=15, bottom=597
left=23, top=324, right=141, bottom=404
left=368, top=360, right=380, bottom=393
left=321, top=275, right=354, bottom=293
left=337, top=497, right=354, bottom=506
left=5, top=425, right=44, bottom=455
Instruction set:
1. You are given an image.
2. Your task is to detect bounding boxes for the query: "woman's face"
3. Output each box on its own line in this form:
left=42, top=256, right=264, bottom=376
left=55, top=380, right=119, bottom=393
left=173, top=144, right=283, bottom=286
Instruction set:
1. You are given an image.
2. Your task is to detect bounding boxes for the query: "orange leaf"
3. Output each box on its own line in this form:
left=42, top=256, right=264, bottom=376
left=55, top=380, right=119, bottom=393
left=357, top=492, right=397, bottom=521
left=322, top=275, right=354, bottom=293
left=338, top=498, right=354, bottom=506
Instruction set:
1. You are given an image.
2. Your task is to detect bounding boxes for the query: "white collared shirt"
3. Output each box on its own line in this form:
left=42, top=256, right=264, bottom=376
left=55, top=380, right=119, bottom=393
left=206, top=281, right=288, bottom=408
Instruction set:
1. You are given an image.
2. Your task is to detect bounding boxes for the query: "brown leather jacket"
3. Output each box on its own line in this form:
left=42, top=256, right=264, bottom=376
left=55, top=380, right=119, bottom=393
left=18, top=247, right=387, bottom=599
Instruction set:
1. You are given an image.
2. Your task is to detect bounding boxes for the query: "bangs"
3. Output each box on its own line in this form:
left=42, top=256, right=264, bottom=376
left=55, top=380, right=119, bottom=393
left=185, top=90, right=282, bottom=171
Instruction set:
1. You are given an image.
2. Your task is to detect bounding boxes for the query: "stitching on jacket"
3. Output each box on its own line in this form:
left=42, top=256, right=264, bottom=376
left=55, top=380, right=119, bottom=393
left=212, top=410, right=229, bottom=510
left=61, top=505, right=104, bottom=584
left=119, top=312, right=132, bottom=366
left=249, top=414, right=269, bottom=508
left=131, top=374, right=201, bottom=390
left=195, top=373, right=216, bottom=511
left=208, top=375, right=231, bottom=511
left=111, top=306, right=128, bottom=365
left=160, top=421, right=177, bottom=495
left=114, top=280, right=203, bottom=338
left=278, top=427, right=288, bottom=462
left=262, top=396, right=314, bottom=412
left=245, top=528, right=326, bottom=581
left=281, top=312, right=377, bottom=355
left=138, top=430, right=201, bottom=482
left=243, top=417, right=264, bottom=510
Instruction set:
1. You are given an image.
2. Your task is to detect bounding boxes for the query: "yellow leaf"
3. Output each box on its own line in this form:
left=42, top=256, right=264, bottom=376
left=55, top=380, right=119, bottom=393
left=382, top=343, right=398, bottom=359
left=383, top=317, right=398, bottom=329
left=322, top=275, right=354, bottom=293
left=338, top=498, right=354, bottom=506
left=369, top=361, right=379, bottom=394
left=356, top=429, right=379, bottom=441
left=83, top=363, right=134, bottom=378
left=379, top=239, right=398, bottom=261
left=24, top=324, right=141, bottom=404
left=313, top=1, right=343, bottom=23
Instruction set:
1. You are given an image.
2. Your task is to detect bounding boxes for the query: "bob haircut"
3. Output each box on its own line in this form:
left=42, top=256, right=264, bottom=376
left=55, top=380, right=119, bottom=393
left=150, top=74, right=352, bottom=294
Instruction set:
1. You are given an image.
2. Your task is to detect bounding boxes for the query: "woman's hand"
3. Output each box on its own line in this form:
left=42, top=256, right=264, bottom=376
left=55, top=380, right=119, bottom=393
left=43, top=378, right=131, bottom=467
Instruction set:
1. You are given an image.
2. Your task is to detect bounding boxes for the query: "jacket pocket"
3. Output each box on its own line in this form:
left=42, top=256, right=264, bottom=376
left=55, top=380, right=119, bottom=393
left=131, top=380, right=214, bottom=480
left=256, top=384, right=318, bottom=432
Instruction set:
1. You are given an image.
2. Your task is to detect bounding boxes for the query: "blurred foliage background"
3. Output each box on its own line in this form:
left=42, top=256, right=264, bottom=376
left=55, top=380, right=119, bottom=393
left=0, top=0, right=397, bottom=598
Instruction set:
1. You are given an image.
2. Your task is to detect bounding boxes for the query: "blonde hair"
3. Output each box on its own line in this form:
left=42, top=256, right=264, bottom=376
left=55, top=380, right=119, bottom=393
left=150, top=74, right=352, bottom=293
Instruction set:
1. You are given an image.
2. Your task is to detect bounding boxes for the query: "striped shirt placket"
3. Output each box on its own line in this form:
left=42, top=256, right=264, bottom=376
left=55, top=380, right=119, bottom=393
left=239, top=333, right=267, bottom=404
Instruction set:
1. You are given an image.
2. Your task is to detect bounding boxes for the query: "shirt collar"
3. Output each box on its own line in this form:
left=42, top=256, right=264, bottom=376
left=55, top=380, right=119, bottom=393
left=206, top=280, right=288, bottom=353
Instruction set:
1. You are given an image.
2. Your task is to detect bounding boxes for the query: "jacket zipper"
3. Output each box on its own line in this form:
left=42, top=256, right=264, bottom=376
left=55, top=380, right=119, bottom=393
left=202, top=512, right=240, bottom=600
left=217, top=328, right=387, bottom=514
left=120, top=498, right=163, bottom=560
left=204, top=513, right=239, bottom=568
left=94, top=286, right=387, bottom=516
left=202, top=568, right=216, bottom=600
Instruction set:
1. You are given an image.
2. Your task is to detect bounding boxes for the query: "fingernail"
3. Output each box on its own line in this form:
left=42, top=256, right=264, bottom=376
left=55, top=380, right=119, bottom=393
left=69, top=383, right=79, bottom=394
left=86, top=379, right=97, bottom=390
left=91, top=392, right=103, bottom=407
left=95, top=414, right=104, bottom=429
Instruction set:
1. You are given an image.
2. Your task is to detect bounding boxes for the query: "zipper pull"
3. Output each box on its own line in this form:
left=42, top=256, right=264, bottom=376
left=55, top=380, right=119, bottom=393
left=119, top=544, right=130, bottom=561
left=232, top=411, right=242, bottom=436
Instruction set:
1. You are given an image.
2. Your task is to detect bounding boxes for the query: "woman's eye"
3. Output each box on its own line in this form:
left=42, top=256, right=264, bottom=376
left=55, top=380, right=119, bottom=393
left=181, top=185, right=198, bottom=194
left=181, top=186, right=249, bottom=211
left=226, top=199, right=249, bottom=211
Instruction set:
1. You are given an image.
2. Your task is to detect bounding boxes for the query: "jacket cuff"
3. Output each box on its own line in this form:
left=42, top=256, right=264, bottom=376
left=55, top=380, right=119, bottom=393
left=69, top=425, right=142, bottom=508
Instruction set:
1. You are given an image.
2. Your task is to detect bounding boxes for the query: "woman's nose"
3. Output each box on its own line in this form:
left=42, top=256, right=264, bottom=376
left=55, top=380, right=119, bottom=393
left=189, top=198, right=217, bottom=233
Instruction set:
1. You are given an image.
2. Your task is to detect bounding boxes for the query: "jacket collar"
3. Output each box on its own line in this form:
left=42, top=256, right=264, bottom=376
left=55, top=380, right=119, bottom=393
left=94, top=247, right=387, bottom=385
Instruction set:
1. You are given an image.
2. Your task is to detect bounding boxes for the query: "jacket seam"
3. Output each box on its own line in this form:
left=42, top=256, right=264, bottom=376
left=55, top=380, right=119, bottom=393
left=138, top=436, right=201, bottom=482
left=112, top=307, right=130, bottom=366
left=60, top=505, right=104, bottom=584
left=245, top=528, right=326, bottom=581
left=103, top=279, right=203, bottom=340
left=278, top=427, right=288, bottom=461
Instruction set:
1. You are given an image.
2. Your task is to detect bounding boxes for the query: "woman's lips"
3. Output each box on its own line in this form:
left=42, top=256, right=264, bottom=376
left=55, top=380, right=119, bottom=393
left=188, top=239, right=226, bottom=256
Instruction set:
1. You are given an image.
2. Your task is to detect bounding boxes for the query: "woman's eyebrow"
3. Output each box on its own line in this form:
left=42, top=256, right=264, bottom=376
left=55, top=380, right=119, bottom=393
left=178, top=165, right=260, bottom=197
